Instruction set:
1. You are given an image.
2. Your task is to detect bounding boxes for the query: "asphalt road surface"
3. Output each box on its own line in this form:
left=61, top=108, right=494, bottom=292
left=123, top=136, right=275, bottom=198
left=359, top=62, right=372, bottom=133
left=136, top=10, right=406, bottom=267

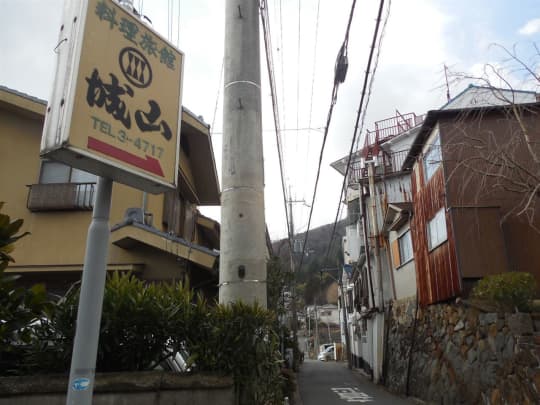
left=297, top=359, right=414, bottom=405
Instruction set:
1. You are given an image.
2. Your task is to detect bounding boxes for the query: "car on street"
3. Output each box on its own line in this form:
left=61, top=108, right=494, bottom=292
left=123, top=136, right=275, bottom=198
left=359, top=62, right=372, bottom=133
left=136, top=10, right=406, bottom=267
left=317, top=345, right=334, bottom=361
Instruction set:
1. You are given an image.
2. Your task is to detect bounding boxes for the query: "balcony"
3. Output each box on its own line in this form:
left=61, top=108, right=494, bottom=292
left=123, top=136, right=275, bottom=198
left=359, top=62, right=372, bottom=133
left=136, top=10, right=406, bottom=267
left=364, top=112, right=425, bottom=146
left=349, top=149, right=409, bottom=185
left=27, top=182, right=96, bottom=211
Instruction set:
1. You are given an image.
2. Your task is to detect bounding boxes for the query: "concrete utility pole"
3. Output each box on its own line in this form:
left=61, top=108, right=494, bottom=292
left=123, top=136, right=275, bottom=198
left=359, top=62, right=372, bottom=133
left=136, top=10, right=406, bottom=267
left=287, top=190, right=306, bottom=364
left=219, top=0, right=266, bottom=306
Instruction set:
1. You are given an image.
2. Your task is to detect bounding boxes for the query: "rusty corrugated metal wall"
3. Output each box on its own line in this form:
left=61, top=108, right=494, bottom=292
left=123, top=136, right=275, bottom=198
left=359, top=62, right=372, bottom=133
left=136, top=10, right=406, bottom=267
left=411, top=164, right=460, bottom=306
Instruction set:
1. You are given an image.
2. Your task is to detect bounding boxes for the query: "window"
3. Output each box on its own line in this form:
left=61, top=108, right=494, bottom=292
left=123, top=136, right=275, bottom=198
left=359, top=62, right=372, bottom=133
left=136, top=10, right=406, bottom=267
left=37, top=161, right=97, bottom=208
left=427, top=208, right=447, bottom=250
left=398, top=230, right=413, bottom=264
left=423, top=131, right=442, bottom=182
left=40, top=160, right=97, bottom=184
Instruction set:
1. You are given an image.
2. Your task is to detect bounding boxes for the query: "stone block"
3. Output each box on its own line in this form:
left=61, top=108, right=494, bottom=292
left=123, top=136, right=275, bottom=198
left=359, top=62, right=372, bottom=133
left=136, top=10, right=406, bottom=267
left=465, top=334, right=474, bottom=346
left=495, top=333, right=506, bottom=352
left=454, top=320, right=465, bottom=332
left=533, top=370, right=540, bottom=391
left=467, top=347, right=477, bottom=364
left=479, top=313, right=498, bottom=326
left=515, top=350, right=539, bottom=367
left=534, top=319, right=540, bottom=332
left=479, top=361, right=497, bottom=386
left=507, top=313, right=534, bottom=335
left=502, top=335, right=515, bottom=359
left=488, top=323, right=498, bottom=338
left=491, top=388, right=501, bottom=405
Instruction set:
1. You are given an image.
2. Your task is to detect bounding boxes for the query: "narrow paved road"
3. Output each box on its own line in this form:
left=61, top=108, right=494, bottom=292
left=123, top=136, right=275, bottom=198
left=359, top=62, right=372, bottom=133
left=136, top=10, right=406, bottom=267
left=297, top=359, right=413, bottom=404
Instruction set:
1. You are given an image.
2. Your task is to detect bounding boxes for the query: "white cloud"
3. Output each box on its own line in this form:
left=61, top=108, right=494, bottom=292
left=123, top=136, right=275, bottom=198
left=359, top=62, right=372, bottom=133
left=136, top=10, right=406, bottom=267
left=518, top=18, right=540, bottom=35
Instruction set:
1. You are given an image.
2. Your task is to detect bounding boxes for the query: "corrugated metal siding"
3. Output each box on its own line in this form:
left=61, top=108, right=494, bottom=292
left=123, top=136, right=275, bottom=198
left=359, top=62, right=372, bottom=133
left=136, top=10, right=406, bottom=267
left=411, top=165, right=461, bottom=306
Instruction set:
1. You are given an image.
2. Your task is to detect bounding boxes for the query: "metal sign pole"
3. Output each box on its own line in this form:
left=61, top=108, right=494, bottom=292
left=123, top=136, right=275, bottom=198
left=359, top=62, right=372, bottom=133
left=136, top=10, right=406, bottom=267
left=66, top=176, right=113, bottom=405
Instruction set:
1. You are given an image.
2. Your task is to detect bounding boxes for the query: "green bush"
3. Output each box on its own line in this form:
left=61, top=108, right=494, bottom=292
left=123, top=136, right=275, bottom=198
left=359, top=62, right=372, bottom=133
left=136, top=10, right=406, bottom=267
left=16, top=272, right=284, bottom=404
left=0, top=203, right=50, bottom=375
left=471, top=272, right=538, bottom=311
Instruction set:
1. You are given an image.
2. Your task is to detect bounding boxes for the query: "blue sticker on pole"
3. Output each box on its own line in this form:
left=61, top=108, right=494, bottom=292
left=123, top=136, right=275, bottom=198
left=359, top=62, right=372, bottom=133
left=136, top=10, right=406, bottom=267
left=72, top=378, right=90, bottom=391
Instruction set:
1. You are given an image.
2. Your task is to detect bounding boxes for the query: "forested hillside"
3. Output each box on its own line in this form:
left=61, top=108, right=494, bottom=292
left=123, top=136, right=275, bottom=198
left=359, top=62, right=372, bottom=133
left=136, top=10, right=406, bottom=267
left=271, top=220, right=346, bottom=306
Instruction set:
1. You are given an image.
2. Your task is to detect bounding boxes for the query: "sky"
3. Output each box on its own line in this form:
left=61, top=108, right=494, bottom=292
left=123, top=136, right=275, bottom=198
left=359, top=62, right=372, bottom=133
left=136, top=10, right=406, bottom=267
left=1, top=0, right=539, bottom=241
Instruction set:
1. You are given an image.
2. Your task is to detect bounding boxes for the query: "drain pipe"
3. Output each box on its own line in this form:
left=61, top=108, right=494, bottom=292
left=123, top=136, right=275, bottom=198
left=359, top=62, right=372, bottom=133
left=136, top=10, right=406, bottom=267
left=405, top=291, right=419, bottom=396
left=360, top=192, right=376, bottom=309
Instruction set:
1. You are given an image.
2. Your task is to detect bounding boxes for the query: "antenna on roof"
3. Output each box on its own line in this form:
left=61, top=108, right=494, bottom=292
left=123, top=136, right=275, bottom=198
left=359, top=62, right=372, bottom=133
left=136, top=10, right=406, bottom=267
left=444, top=64, right=451, bottom=101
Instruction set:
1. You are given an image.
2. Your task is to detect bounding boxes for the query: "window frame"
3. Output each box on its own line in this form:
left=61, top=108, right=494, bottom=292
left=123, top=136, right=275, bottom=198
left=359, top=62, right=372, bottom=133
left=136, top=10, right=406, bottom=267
left=423, top=129, right=442, bottom=183
left=397, top=229, right=413, bottom=265
left=427, top=208, right=448, bottom=251
left=39, top=160, right=97, bottom=185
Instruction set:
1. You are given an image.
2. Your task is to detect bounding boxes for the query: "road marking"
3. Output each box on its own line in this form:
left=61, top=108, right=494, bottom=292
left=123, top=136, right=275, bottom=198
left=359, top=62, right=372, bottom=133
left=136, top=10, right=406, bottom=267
left=331, top=387, right=374, bottom=402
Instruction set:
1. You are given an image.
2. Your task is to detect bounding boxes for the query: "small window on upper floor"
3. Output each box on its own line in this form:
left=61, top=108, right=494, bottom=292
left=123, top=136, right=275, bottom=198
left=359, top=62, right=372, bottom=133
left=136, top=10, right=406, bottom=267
left=423, top=131, right=442, bottom=182
left=427, top=208, right=447, bottom=250
left=39, top=160, right=97, bottom=184
left=398, top=230, right=413, bottom=264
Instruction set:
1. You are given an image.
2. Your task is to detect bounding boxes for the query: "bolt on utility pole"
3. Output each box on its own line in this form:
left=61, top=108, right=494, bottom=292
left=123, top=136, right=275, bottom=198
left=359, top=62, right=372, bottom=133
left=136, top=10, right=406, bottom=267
left=219, top=0, right=266, bottom=306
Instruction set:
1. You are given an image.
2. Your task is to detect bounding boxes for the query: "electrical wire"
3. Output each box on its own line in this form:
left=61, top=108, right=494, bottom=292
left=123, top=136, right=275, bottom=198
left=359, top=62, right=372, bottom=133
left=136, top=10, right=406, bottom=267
left=211, top=59, right=224, bottom=136
left=176, top=0, right=181, bottom=47
left=295, top=0, right=359, bottom=275
left=278, top=0, right=286, bottom=151
left=304, top=0, right=322, bottom=194
left=295, top=0, right=302, bottom=157
left=325, top=0, right=390, bottom=261
left=260, top=0, right=294, bottom=253
left=353, top=0, right=390, bottom=152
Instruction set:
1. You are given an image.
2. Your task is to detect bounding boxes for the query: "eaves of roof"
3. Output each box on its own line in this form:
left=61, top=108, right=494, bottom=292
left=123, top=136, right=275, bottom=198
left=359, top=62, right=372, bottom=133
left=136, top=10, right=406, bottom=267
left=0, top=85, right=46, bottom=119
left=403, top=101, right=540, bottom=170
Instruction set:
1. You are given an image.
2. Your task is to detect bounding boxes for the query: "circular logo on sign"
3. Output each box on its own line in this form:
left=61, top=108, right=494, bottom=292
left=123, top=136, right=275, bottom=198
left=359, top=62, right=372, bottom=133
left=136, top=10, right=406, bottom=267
left=119, top=47, right=152, bottom=88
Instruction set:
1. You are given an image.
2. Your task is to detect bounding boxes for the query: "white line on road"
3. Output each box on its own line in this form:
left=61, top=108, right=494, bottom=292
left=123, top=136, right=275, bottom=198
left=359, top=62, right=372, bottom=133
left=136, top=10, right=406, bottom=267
left=331, top=387, right=374, bottom=402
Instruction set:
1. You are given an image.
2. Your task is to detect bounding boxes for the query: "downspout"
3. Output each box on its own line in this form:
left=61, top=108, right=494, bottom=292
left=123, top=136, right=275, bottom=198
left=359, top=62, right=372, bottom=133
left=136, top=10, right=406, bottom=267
left=142, top=192, right=148, bottom=225
left=360, top=191, right=376, bottom=308
left=405, top=290, right=419, bottom=396
left=367, top=162, right=384, bottom=310
left=340, top=271, right=352, bottom=369
left=384, top=239, right=397, bottom=299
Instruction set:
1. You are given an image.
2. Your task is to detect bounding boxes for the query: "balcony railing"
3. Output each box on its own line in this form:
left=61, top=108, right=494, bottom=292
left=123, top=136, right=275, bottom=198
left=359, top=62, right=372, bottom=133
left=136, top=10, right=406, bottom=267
left=27, top=182, right=96, bottom=211
left=364, top=112, right=425, bottom=146
left=349, top=150, right=410, bottom=184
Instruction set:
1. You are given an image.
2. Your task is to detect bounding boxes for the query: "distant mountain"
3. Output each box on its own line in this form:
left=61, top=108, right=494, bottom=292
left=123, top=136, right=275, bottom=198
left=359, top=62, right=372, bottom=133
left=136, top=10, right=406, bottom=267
left=272, top=220, right=347, bottom=306
left=272, top=220, right=347, bottom=262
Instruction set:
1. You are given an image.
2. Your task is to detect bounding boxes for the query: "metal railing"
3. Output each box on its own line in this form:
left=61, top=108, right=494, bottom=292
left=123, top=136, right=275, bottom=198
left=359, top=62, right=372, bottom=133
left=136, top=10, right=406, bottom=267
left=27, top=182, right=96, bottom=211
left=364, top=112, right=425, bottom=146
left=348, top=149, right=410, bottom=184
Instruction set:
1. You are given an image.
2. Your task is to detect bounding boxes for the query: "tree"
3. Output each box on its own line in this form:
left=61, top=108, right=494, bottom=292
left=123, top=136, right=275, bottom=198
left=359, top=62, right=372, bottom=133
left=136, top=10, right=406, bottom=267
left=446, top=44, right=540, bottom=232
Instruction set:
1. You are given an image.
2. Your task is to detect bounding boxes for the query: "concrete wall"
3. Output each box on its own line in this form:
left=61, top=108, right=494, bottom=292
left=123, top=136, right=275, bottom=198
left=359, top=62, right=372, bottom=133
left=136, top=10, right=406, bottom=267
left=0, top=372, right=234, bottom=405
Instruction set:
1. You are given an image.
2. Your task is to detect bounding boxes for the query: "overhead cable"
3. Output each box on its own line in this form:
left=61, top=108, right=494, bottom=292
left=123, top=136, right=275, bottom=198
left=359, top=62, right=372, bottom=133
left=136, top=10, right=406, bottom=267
left=295, top=0, right=359, bottom=275
left=325, top=0, right=390, bottom=261
left=260, top=0, right=294, bottom=253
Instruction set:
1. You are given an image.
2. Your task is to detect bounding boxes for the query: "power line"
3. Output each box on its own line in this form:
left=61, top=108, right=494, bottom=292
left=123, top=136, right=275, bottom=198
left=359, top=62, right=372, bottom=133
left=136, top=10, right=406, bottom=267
left=260, top=0, right=294, bottom=252
left=353, top=0, right=390, bottom=152
left=210, top=59, right=224, bottom=136
left=303, top=0, right=321, bottom=201
left=325, top=0, right=390, bottom=261
left=295, top=0, right=302, bottom=156
left=295, top=0, right=359, bottom=275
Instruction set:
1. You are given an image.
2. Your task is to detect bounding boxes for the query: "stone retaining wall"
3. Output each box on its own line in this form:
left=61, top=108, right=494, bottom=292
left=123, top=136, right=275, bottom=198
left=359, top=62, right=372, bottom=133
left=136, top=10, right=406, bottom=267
left=0, top=371, right=234, bottom=405
left=384, top=298, right=540, bottom=404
